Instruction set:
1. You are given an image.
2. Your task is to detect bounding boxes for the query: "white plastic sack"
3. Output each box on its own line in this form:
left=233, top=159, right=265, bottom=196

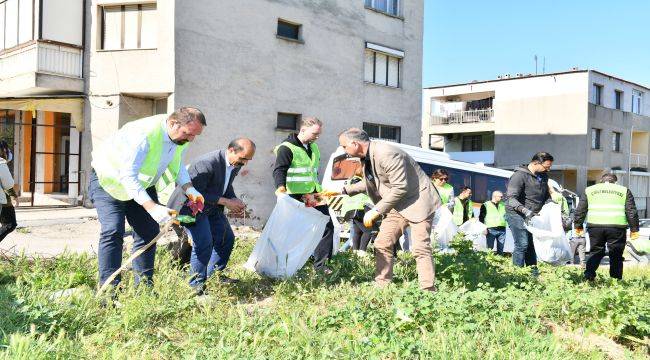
left=458, top=219, right=488, bottom=250
left=526, top=203, right=572, bottom=265
left=244, top=194, right=329, bottom=278
left=431, top=207, right=458, bottom=250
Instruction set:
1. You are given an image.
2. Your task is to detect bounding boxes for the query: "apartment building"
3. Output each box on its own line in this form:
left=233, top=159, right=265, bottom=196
left=422, top=69, right=650, bottom=215
left=86, top=0, right=424, bottom=221
left=0, top=0, right=86, bottom=206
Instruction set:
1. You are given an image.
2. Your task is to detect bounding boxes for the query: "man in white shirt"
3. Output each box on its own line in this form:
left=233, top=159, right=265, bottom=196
left=90, top=107, right=206, bottom=288
left=168, top=138, right=255, bottom=294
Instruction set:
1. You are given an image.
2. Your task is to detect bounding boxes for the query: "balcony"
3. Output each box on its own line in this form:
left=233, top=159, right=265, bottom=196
left=631, top=153, right=648, bottom=169
left=0, top=41, right=83, bottom=96
left=430, top=109, right=494, bottom=126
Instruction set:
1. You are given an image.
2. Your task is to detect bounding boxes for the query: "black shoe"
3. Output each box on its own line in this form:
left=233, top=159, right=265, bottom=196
left=192, top=284, right=207, bottom=296
left=218, top=275, right=240, bottom=284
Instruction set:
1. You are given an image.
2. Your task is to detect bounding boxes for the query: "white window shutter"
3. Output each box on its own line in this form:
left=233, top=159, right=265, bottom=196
left=375, top=53, right=387, bottom=85
left=387, top=56, right=399, bottom=87
left=5, top=0, right=18, bottom=49
left=123, top=5, right=139, bottom=49
left=364, top=50, right=374, bottom=83
left=18, top=0, right=33, bottom=44
left=102, top=6, right=121, bottom=50
left=140, top=4, right=157, bottom=49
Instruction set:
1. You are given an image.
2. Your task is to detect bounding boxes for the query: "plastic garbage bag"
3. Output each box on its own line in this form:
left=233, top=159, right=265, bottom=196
left=244, top=194, right=329, bottom=278
left=628, top=237, right=650, bottom=255
left=431, top=207, right=458, bottom=250
left=458, top=219, right=488, bottom=250
left=526, top=202, right=572, bottom=265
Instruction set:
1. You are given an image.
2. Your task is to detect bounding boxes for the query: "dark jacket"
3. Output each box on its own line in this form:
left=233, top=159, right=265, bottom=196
left=573, top=186, right=639, bottom=232
left=272, top=133, right=313, bottom=189
left=479, top=201, right=506, bottom=230
left=505, top=165, right=550, bottom=216
left=167, top=149, right=239, bottom=214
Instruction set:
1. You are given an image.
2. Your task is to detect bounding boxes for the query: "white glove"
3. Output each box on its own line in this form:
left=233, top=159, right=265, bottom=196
left=147, top=204, right=177, bottom=225
left=363, top=208, right=381, bottom=228
left=185, top=186, right=204, bottom=204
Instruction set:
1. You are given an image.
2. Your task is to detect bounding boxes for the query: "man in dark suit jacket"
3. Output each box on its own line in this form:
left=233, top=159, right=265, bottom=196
left=335, top=128, right=440, bottom=291
left=168, top=138, right=255, bottom=294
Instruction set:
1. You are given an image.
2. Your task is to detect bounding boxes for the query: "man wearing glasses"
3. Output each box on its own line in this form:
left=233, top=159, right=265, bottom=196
left=505, top=152, right=554, bottom=275
left=168, top=138, right=256, bottom=295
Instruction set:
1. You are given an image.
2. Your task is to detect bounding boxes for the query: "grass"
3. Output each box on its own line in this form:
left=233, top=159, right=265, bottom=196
left=0, top=233, right=648, bottom=359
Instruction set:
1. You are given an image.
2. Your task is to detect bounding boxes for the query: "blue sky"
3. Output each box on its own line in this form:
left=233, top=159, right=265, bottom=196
left=422, top=0, right=650, bottom=88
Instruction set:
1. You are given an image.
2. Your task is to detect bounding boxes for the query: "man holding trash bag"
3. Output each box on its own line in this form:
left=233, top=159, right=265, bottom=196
left=273, top=116, right=334, bottom=273
left=505, top=152, right=554, bottom=274
left=90, top=107, right=206, bottom=288
left=479, top=190, right=506, bottom=255
left=331, top=128, right=441, bottom=291
left=573, top=173, right=639, bottom=281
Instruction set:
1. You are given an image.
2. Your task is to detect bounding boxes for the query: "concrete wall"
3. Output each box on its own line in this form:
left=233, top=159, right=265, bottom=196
left=589, top=71, right=650, bottom=116
left=173, top=0, right=424, bottom=223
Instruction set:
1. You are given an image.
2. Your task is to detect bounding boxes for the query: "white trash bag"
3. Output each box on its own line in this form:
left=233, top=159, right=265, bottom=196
left=244, top=194, right=330, bottom=278
left=431, top=207, right=458, bottom=250
left=525, top=202, right=572, bottom=266
left=458, top=219, right=488, bottom=250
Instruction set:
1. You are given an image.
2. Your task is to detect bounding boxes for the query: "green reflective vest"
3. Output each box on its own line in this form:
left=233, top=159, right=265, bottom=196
left=275, top=141, right=322, bottom=194
left=483, top=201, right=506, bottom=228
left=453, top=197, right=474, bottom=226
left=585, top=182, right=628, bottom=226
left=340, top=193, right=373, bottom=216
left=552, top=192, right=569, bottom=216
left=435, top=182, right=454, bottom=205
left=92, top=115, right=187, bottom=201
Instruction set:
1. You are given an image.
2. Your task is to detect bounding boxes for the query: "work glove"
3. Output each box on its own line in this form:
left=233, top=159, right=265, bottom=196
left=147, top=204, right=178, bottom=225
left=522, top=208, right=537, bottom=221
left=363, top=208, right=381, bottom=228
left=185, top=187, right=204, bottom=205
left=574, top=228, right=584, bottom=237
left=630, top=231, right=639, bottom=241
left=319, top=189, right=340, bottom=197
left=275, top=186, right=287, bottom=196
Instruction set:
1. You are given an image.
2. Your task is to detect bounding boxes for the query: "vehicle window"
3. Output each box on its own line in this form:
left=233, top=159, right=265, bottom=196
left=331, top=156, right=362, bottom=180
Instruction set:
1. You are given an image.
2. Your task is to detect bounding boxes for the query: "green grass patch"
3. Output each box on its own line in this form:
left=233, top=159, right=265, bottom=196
left=0, top=235, right=648, bottom=359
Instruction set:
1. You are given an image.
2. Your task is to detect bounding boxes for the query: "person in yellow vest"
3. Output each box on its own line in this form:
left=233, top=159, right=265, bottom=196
left=550, top=187, right=569, bottom=216
left=340, top=175, right=375, bottom=256
left=573, top=173, right=639, bottom=281
left=90, top=108, right=206, bottom=288
left=273, top=117, right=334, bottom=273
left=453, top=186, right=473, bottom=226
left=479, top=190, right=506, bottom=254
left=431, top=169, right=454, bottom=211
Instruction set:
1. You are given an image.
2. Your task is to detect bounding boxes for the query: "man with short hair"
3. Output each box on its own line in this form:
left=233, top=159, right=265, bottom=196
left=479, top=190, right=506, bottom=255
left=573, top=173, right=639, bottom=281
left=336, top=128, right=441, bottom=291
left=90, top=107, right=206, bottom=288
left=273, top=117, right=334, bottom=273
left=168, top=138, right=255, bottom=293
left=505, top=152, right=554, bottom=272
left=453, top=186, right=473, bottom=226
left=431, top=169, right=454, bottom=211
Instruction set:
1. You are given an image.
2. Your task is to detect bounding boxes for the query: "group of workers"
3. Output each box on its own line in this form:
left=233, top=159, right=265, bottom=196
left=89, top=107, right=641, bottom=298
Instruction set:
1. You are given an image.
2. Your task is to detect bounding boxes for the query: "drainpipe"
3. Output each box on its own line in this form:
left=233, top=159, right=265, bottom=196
left=628, top=126, right=633, bottom=187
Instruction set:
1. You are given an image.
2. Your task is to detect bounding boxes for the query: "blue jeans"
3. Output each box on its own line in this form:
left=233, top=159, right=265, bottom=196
left=186, top=210, right=235, bottom=288
left=505, top=212, right=537, bottom=267
left=89, top=171, right=160, bottom=287
left=486, top=227, right=506, bottom=255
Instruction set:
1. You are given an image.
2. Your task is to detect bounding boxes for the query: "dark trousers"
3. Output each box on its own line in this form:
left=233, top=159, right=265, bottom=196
left=505, top=212, right=537, bottom=267
left=351, top=218, right=373, bottom=251
left=486, top=227, right=506, bottom=255
left=89, top=171, right=161, bottom=287
left=0, top=204, right=17, bottom=242
left=313, top=204, right=334, bottom=270
left=186, top=211, right=235, bottom=287
left=585, top=227, right=626, bottom=280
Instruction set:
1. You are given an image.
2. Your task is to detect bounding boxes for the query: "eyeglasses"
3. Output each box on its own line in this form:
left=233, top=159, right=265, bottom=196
left=439, top=178, right=448, bottom=181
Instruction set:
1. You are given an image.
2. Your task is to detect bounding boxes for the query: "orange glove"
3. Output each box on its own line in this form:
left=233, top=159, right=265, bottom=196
left=630, top=231, right=639, bottom=241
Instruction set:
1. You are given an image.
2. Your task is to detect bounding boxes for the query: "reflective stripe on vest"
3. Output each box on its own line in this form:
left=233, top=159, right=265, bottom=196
left=92, top=116, right=187, bottom=201
left=453, top=198, right=473, bottom=226
left=483, top=201, right=506, bottom=228
left=585, top=182, right=628, bottom=226
left=275, top=141, right=322, bottom=194
left=436, top=182, right=453, bottom=204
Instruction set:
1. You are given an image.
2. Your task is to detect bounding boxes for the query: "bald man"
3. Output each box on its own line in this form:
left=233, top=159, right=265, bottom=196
left=168, top=138, right=255, bottom=294
left=479, top=190, right=507, bottom=255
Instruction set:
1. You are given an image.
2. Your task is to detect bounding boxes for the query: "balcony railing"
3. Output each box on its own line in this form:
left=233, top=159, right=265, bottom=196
left=430, top=108, right=494, bottom=126
left=630, top=153, right=648, bottom=168
left=0, top=41, right=82, bottom=80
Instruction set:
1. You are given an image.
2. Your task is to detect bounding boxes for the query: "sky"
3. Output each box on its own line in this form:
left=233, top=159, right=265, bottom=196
left=422, top=0, right=650, bottom=88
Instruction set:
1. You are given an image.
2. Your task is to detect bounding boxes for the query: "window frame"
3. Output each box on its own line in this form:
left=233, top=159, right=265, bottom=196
left=632, top=90, right=643, bottom=115
left=612, top=131, right=621, bottom=152
left=461, top=135, right=483, bottom=152
left=592, top=83, right=603, bottom=106
left=364, top=0, right=402, bottom=18
left=99, top=3, right=157, bottom=51
left=362, top=122, right=401, bottom=143
left=364, top=42, right=403, bottom=88
left=614, top=90, right=623, bottom=110
left=276, top=18, right=303, bottom=43
left=276, top=112, right=300, bottom=131
left=591, top=128, right=602, bottom=150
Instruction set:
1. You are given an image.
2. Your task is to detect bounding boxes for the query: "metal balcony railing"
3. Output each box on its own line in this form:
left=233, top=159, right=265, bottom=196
left=630, top=153, right=648, bottom=168
left=430, top=108, right=494, bottom=126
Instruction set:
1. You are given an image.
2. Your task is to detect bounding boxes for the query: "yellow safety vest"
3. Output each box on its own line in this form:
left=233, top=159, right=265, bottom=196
left=586, top=182, right=628, bottom=226
left=275, top=141, right=322, bottom=194
left=483, top=201, right=506, bottom=228
left=435, top=182, right=453, bottom=205
left=453, top=198, right=473, bottom=226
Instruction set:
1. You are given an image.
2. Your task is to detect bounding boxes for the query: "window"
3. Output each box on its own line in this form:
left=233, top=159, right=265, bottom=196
left=277, top=113, right=299, bottom=130
left=277, top=19, right=301, bottom=41
left=461, top=135, right=482, bottom=152
left=363, top=122, right=401, bottom=142
left=591, top=128, right=601, bottom=150
left=0, top=0, right=35, bottom=50
left=592, top=84, right=603, bottom=105
left=364, top=43, right=403, bottom=88
left=100, top=4, right=157, bottom=50
left=615, top=90, right=623, bottom=110
left=365, top=0, right=400, bottom=16
left=632, top=90, right=643, bottom=115
left=612, top=132, right=621, bottom=152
